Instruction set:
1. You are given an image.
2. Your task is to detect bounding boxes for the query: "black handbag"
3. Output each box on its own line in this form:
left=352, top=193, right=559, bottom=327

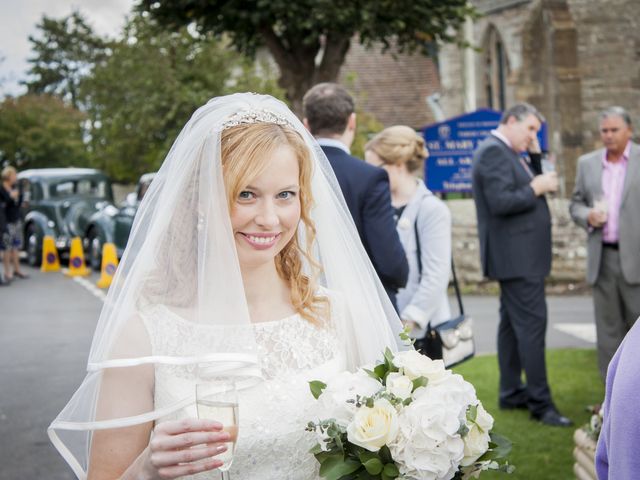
left=411, top=216, right=475, bottom=368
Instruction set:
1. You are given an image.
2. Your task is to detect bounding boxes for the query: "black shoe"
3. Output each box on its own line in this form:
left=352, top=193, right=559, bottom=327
left=499, top=400, right=528, bottom=411
left=531, top=409, right=573, bottom=427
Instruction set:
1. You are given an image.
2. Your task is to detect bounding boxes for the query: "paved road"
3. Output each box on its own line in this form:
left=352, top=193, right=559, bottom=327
left=0, top=266, right=596, bottom=479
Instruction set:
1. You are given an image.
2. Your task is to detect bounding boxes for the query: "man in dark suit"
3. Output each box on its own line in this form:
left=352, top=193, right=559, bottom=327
left=302, top=83, right=408, bottom=310
left=472, top=103, right=572, bottom=427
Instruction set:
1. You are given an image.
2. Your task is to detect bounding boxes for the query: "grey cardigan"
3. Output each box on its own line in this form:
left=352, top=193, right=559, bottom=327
left=396, top=181, right=452, bottom=335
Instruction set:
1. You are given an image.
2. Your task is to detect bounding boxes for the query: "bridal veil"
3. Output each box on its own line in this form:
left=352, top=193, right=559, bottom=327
left=49, top=93, right=405, bottom=478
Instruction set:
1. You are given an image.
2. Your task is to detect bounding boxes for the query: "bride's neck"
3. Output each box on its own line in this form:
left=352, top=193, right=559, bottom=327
left=240, top=261, right=295, bottom=323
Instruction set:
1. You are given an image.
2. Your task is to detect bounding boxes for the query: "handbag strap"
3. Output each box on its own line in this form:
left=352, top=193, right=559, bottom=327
left=413, top=206, right=464, bottom=317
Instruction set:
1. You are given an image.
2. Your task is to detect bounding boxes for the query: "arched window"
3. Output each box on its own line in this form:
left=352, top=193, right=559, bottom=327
left=483, top=26, right=508, bottom=111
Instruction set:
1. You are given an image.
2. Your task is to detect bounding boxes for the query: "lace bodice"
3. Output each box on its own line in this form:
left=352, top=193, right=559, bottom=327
left=142, top=300, right=347, bottom=479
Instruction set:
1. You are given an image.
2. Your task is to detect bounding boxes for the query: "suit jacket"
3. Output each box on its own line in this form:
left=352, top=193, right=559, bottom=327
left=472, top=135, right=552, bottom=281
left=321, top=146, right=409, bottom=307
left=569, top=142, right=640, bottom=285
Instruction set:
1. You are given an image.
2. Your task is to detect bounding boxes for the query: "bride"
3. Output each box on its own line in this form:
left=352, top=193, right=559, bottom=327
left=49, top=93, right=405, bottom=479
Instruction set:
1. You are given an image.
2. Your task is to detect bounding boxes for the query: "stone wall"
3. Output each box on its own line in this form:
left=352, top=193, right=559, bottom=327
left=438, top=0, right=640, bottom=198
left=447, top=198, right=587, bottom=286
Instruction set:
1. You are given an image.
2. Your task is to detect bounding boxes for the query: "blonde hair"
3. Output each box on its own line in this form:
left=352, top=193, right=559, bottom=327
left=364, top=125, right=428, bottom=173
left=221, top=122, right=326, bottom=323
left=1, top=166, right=17, bottom=181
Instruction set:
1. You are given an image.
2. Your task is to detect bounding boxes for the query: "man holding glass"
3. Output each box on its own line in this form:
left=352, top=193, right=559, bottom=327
left=472, top=103, right=571, bottom=427
left=570, top=106, right=640, bottom=380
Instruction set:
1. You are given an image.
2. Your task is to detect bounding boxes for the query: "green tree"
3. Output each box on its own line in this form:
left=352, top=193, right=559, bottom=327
left=23, top=11, right=111, bottom=109
left=0, top=94, right=88, bottom=169
left=81, top=14, right=283, bottom=182
left=138, top=0, right=474, bottom=114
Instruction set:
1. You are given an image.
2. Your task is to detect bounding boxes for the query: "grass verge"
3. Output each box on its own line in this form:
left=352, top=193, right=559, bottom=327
left=453, top=349, right=604, bottom=480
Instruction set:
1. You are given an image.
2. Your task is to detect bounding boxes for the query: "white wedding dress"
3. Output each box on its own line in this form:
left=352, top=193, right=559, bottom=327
left=142, top=293, right=348, bottom=480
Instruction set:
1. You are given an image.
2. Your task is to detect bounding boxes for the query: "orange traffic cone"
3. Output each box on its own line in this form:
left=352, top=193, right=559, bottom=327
left=96, top=243, right=118, bottom=289
left=65, top=236, right=90, bottom=277
left=40, top=235, right=61, bottom=272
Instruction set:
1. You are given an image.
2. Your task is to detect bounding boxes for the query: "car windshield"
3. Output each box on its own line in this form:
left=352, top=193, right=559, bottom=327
left=49, top=178, right=112, bottom=199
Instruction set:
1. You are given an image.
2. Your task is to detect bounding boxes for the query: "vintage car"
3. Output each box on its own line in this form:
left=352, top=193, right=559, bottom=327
left=18, top=168, right=114, bottom=266
left=84, top=172, right=155, bottom=270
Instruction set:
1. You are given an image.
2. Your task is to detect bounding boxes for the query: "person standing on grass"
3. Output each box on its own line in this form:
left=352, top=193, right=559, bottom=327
left=569, top=106, right=640, bottom=381
left=471, top=103, right=571, bottom=427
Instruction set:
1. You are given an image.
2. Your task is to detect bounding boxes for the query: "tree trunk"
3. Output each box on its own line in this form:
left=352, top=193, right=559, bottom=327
left=259, top=27, right=352, bottom=118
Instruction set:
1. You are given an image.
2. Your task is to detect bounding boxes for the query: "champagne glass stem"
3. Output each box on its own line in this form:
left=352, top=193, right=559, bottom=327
left=221, top=471, right=231, bottom=480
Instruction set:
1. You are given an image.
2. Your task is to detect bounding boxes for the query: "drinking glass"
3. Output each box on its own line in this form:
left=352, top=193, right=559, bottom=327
left=594, top=194, right=609, bottom=215
left=196, top=382, right=239, bottom=479
left=541, top=153, right=556, bottom=174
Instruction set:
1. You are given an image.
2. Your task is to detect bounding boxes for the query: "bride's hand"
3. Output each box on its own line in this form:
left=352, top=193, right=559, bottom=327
left=138, top=418, right=230, bottom=479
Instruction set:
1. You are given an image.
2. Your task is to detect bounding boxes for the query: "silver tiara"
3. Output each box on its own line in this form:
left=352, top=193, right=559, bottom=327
left=222, top=108, right=293, bottom=130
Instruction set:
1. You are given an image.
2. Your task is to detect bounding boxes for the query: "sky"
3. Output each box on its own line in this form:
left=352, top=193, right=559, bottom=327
left=0, top=0, right=134, bottom=97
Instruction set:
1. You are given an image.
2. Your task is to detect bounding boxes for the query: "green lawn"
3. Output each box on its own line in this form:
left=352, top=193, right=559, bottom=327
left=453, top=349, right=604, bottom=480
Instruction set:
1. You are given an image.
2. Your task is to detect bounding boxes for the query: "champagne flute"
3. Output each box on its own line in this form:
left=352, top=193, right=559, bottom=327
left=196, top=382, right=239, bottom=479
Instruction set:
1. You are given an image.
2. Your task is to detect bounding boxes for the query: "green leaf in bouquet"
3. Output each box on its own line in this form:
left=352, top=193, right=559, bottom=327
left=376, top=445, right=392, bottom=465
left=356, top=471, right=377, bottom=480
left=411, top=376, right=428, bottom=391
left=374, top=363, right=388, bottom=381
left=467, top=404, right=478, bottom=423
left=383, top=348, right=397, bottom=373
left=457, top=421, right=469, bottom=437
left=310, top=443, right=324, bottom=455
left=477, top=432, right=513, bottom=462
left=399, top=325, right=415, bottom=345
left=310, top=380, right=328, bottom=400
left=318, top=455, right=362, bottom=480
left=381, top=462, right=400, bottom=479
left=362, top=457, right=383, bottom=475
left=363, top=368, right=381, bottom=381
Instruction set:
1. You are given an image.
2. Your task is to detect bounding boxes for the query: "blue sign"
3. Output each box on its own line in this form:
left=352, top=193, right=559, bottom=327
left=421, top=109, right=548, bottom=193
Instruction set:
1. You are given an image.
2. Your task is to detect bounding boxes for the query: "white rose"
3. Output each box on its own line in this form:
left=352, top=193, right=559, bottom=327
left=386, top=372, right=414, bottom=400
left=319, top=371, right=382, bottom=425
left=461, top=403, right=494, bottom=467
left=393, top=350, right=450, bottom=385
left=347, top=398, right=399, bottom=452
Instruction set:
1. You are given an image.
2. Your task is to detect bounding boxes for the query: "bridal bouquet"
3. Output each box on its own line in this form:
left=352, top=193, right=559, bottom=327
left=306, top=348, right=514, bottom=480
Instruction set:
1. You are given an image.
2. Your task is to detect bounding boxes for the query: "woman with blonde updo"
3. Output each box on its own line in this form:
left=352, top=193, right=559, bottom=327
left=365, top=125, right=452, bottom=338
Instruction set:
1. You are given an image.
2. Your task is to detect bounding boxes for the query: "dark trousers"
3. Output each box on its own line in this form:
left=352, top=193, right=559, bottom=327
left=498, top=276, right=553, bottom=415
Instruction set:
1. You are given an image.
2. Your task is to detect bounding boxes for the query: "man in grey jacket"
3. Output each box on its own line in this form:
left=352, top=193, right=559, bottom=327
left=569, top=106, right=640, bottom=380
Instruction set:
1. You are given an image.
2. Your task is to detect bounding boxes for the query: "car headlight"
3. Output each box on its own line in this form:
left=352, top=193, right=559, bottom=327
left=47, top=220, right=56, bottom=228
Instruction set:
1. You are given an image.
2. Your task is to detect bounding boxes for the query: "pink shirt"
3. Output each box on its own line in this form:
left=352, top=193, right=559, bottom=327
left=601, top=142, right=630, bottom=243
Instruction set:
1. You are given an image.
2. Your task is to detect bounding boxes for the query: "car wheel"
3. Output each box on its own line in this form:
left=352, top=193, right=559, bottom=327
left=87, top=228, right=104, bottom=271
left=26, top=224, right=43, bottom=267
